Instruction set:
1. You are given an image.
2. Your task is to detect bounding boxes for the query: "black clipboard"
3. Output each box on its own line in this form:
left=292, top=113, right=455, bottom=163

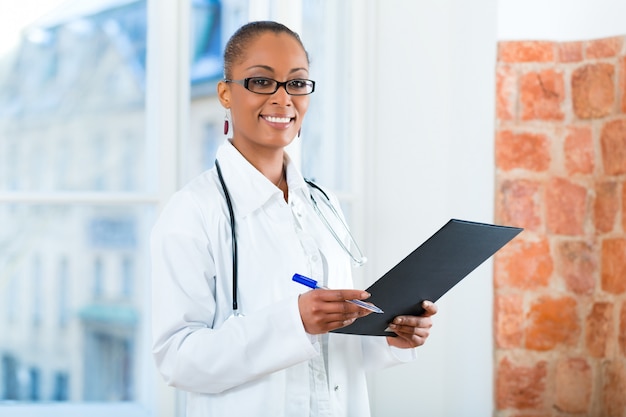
left=331, top=219, right=523, bottom=336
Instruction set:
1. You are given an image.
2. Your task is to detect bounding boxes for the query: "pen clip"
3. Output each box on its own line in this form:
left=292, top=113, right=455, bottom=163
left=292, top=273, right=319, bottom=289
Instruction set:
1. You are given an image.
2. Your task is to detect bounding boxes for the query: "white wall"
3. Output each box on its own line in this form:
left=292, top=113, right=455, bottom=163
left=355, top=1, right=498, bottom=416
left=498, top=0, right=626, bottom=41
left=358, top=1, right=626, bottom=416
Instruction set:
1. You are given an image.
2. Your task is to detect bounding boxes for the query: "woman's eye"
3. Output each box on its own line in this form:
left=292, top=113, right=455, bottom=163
left=251, top=78, right=272, bottom=87
left=289, top=80, right=306, bottom=89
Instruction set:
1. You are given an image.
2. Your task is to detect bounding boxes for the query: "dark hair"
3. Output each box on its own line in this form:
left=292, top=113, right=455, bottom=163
left=223, top=21, right=310, bottom=79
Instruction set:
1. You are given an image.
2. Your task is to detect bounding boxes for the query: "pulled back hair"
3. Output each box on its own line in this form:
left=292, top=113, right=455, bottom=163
left=223, top=21, right=310, bottom=79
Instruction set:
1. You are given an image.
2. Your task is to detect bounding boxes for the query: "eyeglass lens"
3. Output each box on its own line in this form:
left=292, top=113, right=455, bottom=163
left=246, top=77, right=315, bottom=95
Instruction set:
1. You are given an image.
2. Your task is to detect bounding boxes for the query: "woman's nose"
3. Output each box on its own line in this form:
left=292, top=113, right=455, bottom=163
left=270, top=84, right=293, bottom=105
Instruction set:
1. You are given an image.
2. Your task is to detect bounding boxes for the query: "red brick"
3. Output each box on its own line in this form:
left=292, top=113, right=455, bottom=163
left=602, top=360, right=626, bottom=417
left=555, top=240, right=597, bottom=295
left=496, top=357, right=547, bottom=410
left=572, top=63, right=615, bottom=119
left=586, top=36, right=623, bottom=59
left=558, top=41, right=584, bottom=63
left=620, top=303, right=626, bottom=356
left=495, top=293, right=524, bottom=348
left=510, top=414, right=551, bottom=417
left=499, top=41, right=555, bottom=63
left=526, top=295, right=580, bottom=351
left=496, top=179, right=542, bottom=231
left=622, top=182, right=626, bottom=234
left=494, top=237, right=553, bottom=290
left=496, top=65, right=517, bottom=120
left=585, top=302, right=614, bottom=357
left=564, top=126, right=594, bottom=175
left=621, top=57, right=626, bottom=114
left=496, top=130, right=551, bottom=172
left=595, top=181, right=619, bottom=233
left=520, top=70, right=565, bottom=120
left=545, top=177, right=588, bottom=235
left=554, top=357, right=592, bottom=413
left=600, top=118, right=626, bottom=175
left=601, top=238, right=626, bottom=294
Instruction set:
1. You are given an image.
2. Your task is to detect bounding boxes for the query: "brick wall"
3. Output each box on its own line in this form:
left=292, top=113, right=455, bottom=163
left=494, top=36, right=626, bottom=416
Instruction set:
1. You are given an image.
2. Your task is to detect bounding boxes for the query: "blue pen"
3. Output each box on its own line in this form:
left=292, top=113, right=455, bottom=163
left=292, top=273, right=384, bottom=314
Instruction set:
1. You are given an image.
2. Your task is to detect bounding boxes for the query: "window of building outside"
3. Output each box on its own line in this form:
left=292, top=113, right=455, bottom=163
left=0, top=0, right=356, bottom=415
left=0, top=0, right=220, bottom=415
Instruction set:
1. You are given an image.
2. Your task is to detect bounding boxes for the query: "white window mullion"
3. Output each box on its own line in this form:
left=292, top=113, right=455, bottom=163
left=246, top=0, right=304, bottom=168
left=145, top=0, right=190, bottom=417
left=146, top=0, right=189, bottom=213
left=277, top=0, right=303, bottom=168
left=5, top=403, right=152, bottom=417
left=0, top=192, right=159, bottom=205
left=347, top=0, right=377, bottom=289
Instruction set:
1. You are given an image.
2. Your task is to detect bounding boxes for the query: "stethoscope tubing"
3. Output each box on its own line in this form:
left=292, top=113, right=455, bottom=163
left=215, top=160, right=239, bottom=312
left=214, top=158, right=366, bottom=316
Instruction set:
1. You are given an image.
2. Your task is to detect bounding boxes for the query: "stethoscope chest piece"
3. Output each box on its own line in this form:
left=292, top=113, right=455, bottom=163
left=226, top=311, right=245, bottom=321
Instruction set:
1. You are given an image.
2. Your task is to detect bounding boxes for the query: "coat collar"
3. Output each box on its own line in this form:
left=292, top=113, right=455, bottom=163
left=215, top=140, right=310, bottom=218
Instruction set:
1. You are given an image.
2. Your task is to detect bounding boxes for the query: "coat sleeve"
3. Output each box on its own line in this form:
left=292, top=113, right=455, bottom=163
left=150, top=190, right=318, bottom=394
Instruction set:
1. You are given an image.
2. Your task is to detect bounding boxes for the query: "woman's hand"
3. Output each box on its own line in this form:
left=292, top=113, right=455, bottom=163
left=386, top=300, right=438, bottom=349
left=298, top=289, right=372, bottom=334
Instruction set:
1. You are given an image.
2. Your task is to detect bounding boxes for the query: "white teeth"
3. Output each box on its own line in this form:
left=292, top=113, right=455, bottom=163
left=264, top=116, right=291, bottom=123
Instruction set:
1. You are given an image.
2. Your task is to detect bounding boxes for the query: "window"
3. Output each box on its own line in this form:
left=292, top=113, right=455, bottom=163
left=31, top=255, right=43, bottom=327
left=58, top=257, right=70, bottom=328
left=28, top=368, right=41, bottom=401
left=52, top=371, right=69, bottom=401
left=0, top=0, right=215, bottom=415
left=1, top=1, right=358, bottom=415
left=93, top=257, right=105, bottom=299
left=1, top=355, right=18, bottom=400
left=5, top=272, right=18, bottom=323
left=121, top=256, right=135, bottom=298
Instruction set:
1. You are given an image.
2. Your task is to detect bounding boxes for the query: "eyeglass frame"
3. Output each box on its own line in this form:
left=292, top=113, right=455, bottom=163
left=224, top=77, right=316, bottom=96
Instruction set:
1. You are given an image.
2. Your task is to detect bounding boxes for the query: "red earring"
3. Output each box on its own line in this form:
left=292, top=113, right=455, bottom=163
left=223, top=118, right=229, bottom=135
left=297, top=128, right=301, bottom=138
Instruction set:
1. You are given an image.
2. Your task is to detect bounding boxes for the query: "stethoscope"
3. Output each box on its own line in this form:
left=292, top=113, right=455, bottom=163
left=214, top=159, right=367, bottom=316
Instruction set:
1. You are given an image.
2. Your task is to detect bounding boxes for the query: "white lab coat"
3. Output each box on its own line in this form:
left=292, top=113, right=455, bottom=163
left=151, top=140, right=416, bottom=417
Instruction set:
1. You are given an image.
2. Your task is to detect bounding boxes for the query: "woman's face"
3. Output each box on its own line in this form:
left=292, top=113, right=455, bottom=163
left=219, top=32, right=310, bottom=155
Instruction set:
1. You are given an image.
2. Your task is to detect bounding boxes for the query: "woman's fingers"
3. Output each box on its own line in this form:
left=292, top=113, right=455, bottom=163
left=298, top=289, right=372, bottom=334
left=386, top=301, right=437, bottom=349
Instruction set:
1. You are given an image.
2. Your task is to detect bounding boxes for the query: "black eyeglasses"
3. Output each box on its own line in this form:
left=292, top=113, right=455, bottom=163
left=224, top=77, right=315, bottom=96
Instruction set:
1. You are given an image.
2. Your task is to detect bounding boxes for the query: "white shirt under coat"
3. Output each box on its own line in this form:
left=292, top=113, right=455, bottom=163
left=150, top=140, right=416, bottom=417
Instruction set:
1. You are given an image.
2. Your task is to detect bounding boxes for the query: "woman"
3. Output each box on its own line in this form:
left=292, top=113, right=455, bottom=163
left=151, top=21, right=437, bottom=417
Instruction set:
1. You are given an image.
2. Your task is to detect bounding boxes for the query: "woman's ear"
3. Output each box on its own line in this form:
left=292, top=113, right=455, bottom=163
left=217, top=80, right=231, bottom=109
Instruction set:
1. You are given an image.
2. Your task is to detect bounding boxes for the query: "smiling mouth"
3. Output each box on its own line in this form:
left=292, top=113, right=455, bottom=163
left=263, top=115, right=293, bottom=123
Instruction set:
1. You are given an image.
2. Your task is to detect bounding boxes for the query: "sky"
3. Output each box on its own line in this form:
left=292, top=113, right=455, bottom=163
left=0, top=0, right=69, bottom=56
